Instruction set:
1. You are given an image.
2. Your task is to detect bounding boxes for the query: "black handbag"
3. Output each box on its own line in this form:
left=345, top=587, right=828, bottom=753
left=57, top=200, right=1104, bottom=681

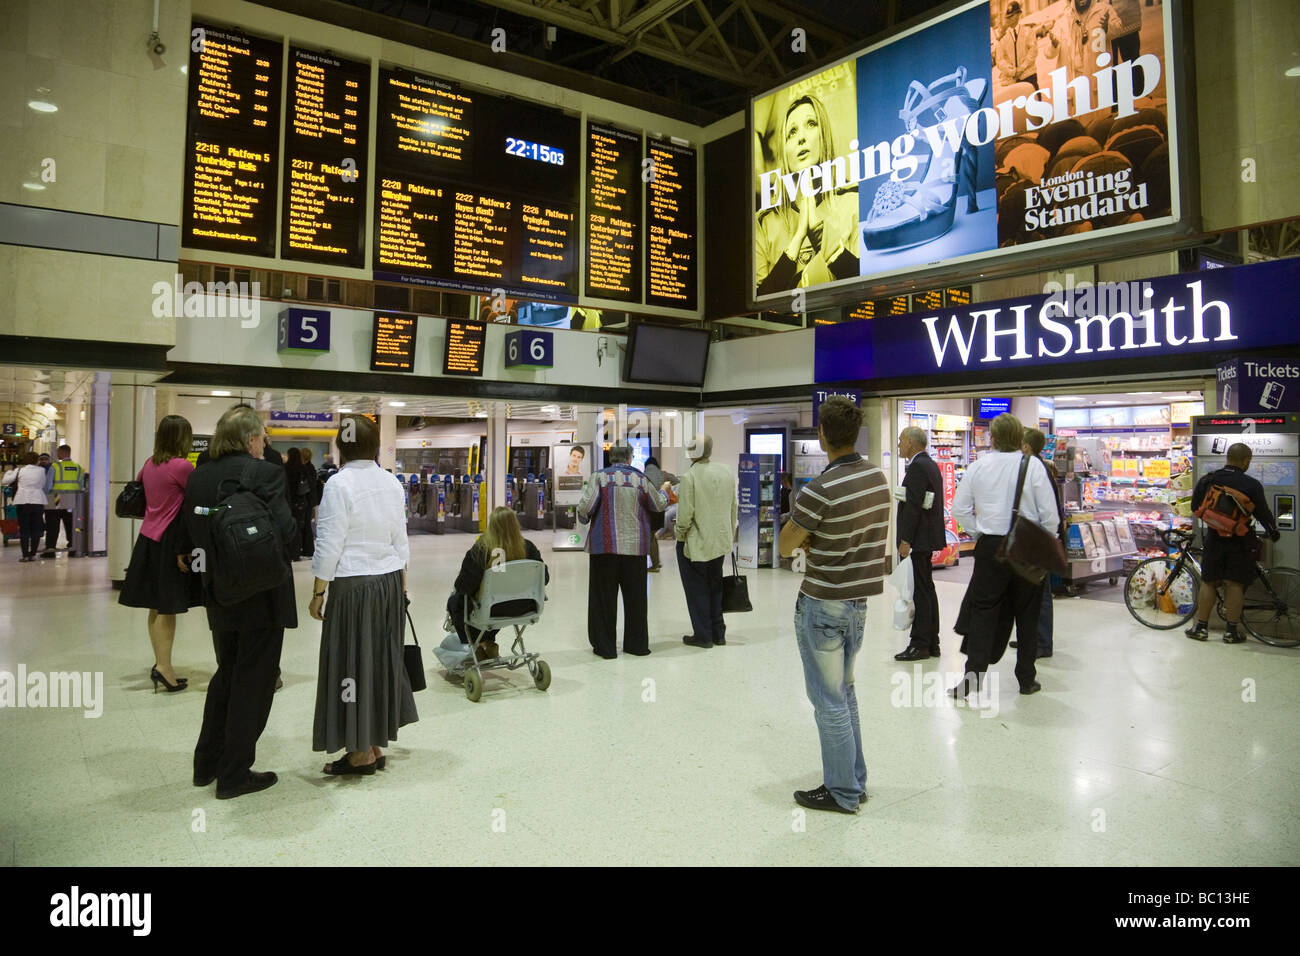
left=721, top=550, right=752, bottom=613
left=403, top=605, right=427, bottom=692
left=995, top=455, right=1070, bottom=586
left=115, top=480, right=146, bottom=519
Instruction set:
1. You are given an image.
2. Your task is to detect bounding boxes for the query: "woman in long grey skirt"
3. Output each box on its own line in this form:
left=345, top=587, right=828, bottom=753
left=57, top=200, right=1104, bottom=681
left=309, top=414, right=418, bottom=775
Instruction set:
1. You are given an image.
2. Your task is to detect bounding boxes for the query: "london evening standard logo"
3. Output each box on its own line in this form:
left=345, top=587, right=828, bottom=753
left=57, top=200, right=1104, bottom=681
left=918, top=279, right=1236, bottom=370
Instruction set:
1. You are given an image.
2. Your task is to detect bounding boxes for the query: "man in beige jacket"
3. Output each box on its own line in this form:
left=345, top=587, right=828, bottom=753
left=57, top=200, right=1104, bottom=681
left=675, top=434, right=738, bottom=648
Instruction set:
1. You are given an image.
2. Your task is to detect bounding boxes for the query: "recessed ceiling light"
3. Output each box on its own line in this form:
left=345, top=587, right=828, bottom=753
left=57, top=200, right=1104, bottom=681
left=196, top=399, right=211, bottom=405
left=22, top=182, right=45, bottom=191
left=27, top=100, right=58, bottom=113
left=1056, top=396, right=1085, bottom=401
left=210, top=390, right=231, bottom=397
left=663, top=410, right=679, bottom=417
left=1286, top=65, right=1300, bottom=78
left=337, top=407, right=351, bottom=413
left=1095, top=400, right=1122, bottom=405
left=1132, top=391, right=1158, bottom=395
left=388, top=401, right=406, bottom=407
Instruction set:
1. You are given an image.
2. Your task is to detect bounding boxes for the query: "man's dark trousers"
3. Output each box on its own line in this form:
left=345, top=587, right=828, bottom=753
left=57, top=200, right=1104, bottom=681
left=195, top=626, right=284, bottom=787
left=43, top=507, right=72, bottom=551
left=588, top=554, right=649, bottom=656
left=910, top=550, right=940, bottom=655
left=960, top=535, right=1041, bottom=690
left=677, top=540, right=725, bottom=643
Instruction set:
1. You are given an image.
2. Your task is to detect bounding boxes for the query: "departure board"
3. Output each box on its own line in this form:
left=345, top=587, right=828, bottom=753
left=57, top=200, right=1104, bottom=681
left=845, top=301, right=875, bottom=321
left=443, top=319, right=487, bottom=376
left=912, top=289, right=944, bottom=311
left=944, top=286, right=973, bottom=307
left=585, top=123, right=642, bottom=302
left=182, top=22, right=282, bottom=256
left=645, top=138, right=697, bottom=310
left=280, top=47, right=369, bottom=267
left=371, top=312, right=418, bottom=372
left=872, top=295, right=911, bottom=317
left=372, top=67, right=580, bottom=302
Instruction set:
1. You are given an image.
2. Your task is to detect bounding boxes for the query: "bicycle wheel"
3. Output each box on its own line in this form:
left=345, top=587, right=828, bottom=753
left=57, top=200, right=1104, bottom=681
left=1125, top=556, right=1201, bottom=629
left=1240, top=566, right=1300, bottom=647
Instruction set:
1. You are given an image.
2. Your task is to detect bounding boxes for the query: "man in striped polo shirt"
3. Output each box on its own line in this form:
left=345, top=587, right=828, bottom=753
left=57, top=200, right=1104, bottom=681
left=779, top=396, right=890, bottom=814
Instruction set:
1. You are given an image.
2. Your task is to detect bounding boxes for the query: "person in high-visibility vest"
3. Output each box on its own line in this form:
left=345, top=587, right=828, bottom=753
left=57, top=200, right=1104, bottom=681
left=42, top=444, right=85, bottom=558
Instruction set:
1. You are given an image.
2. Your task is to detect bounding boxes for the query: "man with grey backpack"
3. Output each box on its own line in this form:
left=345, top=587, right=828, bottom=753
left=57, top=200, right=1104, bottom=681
left=180, top=406, right=298, bottom=800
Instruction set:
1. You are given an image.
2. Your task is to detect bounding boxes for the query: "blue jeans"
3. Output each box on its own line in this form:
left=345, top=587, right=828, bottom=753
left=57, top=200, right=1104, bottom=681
left=794, top=593, right=868, bottom=810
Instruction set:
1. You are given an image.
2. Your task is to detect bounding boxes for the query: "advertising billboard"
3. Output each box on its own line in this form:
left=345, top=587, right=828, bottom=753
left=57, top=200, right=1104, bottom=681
left=753, top=0, right=1180, bottom=304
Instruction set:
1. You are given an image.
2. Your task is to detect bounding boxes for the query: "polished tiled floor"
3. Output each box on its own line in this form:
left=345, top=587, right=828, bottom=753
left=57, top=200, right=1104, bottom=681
left=1, top=533, right=1298, bottom=866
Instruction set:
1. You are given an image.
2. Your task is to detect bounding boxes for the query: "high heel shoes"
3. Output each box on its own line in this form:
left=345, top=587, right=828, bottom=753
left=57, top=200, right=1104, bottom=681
left=150, top=666, right=188, bottom=693
left=863, top=66, right=987, bottom=251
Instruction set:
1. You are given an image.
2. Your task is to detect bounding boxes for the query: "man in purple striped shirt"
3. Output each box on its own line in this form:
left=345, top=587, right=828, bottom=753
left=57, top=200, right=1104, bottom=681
left=578, top=444, right=667, bottom=658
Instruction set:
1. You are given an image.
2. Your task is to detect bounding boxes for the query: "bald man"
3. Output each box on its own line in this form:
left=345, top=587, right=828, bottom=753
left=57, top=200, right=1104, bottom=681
left=894, top=427, right=946, bottom=661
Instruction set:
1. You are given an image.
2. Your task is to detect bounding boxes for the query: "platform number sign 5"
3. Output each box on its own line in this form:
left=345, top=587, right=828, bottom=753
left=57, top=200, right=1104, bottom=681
left=504, top=329, right=554, bottom=369
left=277, top=307, right=331, bottom=354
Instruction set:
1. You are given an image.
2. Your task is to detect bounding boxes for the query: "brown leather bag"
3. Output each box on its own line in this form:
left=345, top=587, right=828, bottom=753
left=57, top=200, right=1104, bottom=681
left=995, top=455, right=1070, bottom=585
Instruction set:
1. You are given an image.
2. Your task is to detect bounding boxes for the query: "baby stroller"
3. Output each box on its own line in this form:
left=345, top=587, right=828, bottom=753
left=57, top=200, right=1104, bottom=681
left=441, top=559, right=550, bottom=702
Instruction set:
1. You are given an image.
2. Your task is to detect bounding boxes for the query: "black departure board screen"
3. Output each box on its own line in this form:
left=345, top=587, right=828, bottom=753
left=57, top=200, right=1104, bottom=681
left=443, top=319, right=486, bottom=376
left=913, top=289, right=943, bottom=311
left=844, top=301, right=875, bottom=321
left=944, top=286, right=973, bottom=307
left=645, top=138, right=697, bottom=310
left=585, top=122, right=642, bottom=302
left=373, top=67, right=580, bottom=302
left=182, top=22, right=282, bottom=256
left=280, top=47, right=369, bottom=267
left=371, top=312, right=418, bottom=372
left=872, top=295, right=910, bottom=317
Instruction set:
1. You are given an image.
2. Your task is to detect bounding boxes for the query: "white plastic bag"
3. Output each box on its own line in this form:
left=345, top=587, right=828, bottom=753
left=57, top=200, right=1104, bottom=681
left=888, top=559, right=915, bottom=630
left=888, top=558, right=914, bottom=602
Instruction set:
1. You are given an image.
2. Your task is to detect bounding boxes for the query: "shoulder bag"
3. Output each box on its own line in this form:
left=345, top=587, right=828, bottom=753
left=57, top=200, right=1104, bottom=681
left=115, top=472, right=147, bottom=519
left=721, top=549, right=752, bottom=613
left=404, top=599, right=427, bottom=692
left=994, top=455, right=1069, bottom=586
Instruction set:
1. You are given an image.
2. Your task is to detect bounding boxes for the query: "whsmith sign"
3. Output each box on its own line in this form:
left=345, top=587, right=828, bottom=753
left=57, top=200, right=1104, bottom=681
left=814, top=258, right=1300, bottom=384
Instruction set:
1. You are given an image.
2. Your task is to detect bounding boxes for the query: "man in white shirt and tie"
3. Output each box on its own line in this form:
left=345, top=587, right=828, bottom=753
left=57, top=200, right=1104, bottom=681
left=952, top=413, right=1062, bottom=698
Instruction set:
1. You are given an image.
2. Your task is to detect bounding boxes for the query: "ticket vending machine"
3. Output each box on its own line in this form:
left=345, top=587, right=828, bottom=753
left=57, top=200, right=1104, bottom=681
left=1191, top=413, right=1300, bottom=568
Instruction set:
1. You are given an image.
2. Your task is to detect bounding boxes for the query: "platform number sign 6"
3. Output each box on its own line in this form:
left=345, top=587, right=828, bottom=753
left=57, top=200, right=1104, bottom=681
left=504, top=329, right=553, bottom=369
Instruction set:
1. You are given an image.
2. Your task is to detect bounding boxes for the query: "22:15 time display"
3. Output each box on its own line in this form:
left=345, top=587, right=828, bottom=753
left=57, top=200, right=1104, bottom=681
left=505, top=137, right=565, bottom=166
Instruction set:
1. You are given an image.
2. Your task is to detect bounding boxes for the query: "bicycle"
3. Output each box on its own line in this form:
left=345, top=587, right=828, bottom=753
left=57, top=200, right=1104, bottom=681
left=1123, top=527, right=1300, bottom=647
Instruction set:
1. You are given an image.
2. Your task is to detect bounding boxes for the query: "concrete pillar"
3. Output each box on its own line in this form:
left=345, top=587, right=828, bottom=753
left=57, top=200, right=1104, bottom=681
left=64, top=402, right=86, bottom=468
left=576, top=410, right=601, bottom=460
left=487, top=406, right=507, bottom=508
left=379, top=414, right=397, bottom=470
left=106, top=378, right=155, bottom=580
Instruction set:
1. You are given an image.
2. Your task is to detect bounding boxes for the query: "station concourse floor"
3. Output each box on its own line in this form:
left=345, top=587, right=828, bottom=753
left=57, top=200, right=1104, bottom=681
left=1, top=532, right=1297, bottom=867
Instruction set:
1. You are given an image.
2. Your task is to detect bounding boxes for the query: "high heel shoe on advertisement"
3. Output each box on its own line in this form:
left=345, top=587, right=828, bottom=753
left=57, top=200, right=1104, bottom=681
left=863, top=66, right=987, bottom=252
left=150, top=666, right=187, bottom=693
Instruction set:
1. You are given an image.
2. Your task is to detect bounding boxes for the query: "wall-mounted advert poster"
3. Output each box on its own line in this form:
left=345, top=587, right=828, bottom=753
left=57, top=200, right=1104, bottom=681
left=752, top=0, right=1177, bottom=302
left=552, top=442, right=591, bottom=503
left=1133, top=404, right=1172, bottom=426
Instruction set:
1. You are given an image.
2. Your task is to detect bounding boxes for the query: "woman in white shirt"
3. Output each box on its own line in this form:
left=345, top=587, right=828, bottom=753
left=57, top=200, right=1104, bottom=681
left=951, top=413, right=1062, bottom=698
left=308, top=415, right=418, bottom=776
left=2, top=452, right=49, bottom=561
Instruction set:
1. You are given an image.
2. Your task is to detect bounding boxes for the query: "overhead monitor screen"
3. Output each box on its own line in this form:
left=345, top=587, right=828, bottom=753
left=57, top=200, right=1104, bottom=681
left=182, top=22, right=282, bottom=257
left=585, top=122, right=642, bottom=303
left=623, top=323, right=709, bottom=387
left=373, top=68, right=580, bottom=302
left=281, top=46, right=370, bottom=267
left=645, top=138, right=698, bottom=310
left=443, top=319, right=486, bottom=376
left=371, top=311, right=418, bottom=372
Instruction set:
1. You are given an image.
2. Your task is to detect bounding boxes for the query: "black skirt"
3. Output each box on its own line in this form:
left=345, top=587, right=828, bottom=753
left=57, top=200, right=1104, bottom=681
left=118, top=518, right=203, bottom=613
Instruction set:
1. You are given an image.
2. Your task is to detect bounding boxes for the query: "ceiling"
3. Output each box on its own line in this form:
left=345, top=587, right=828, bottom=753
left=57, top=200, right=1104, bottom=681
left=308, top=0, right=948, bottom=119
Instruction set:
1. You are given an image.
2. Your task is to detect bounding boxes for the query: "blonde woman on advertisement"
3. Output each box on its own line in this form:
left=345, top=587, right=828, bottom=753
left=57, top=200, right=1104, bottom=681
left=755, top=92, right=861, bottom=297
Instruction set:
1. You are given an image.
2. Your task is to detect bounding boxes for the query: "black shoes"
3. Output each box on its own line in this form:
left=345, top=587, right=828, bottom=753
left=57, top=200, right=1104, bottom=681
left=894, top=646, right=931, bottom=661
left=1037, top=650, right=1053, bottom=658
left=682, top=635, right=712, bottom=649
left=150, top=667, right=187, bottom=693
left=1185, top=622, right=1209, bottom=641
left=1009, top=640, right=1018, bottom=648
left=625, top=648, right=651, bottom=657
left=1019, top=681, right=1042, bottom=695
left=713, top=636, right=726, bottom=646
left=324, top=756, right=377, bottom=776
left=1223, top=627, right=1246, bottom=644
left=592, top=648, right=616, bottom=659
left=193, top=766, right=217, bottom=787
left=216, top=771, right=278, bottom=800
left=793, top=785, right=859, bottom=815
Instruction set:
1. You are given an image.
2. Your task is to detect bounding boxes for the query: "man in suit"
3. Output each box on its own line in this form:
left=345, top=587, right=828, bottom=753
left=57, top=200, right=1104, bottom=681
left=181, top=406, right=298, bottom=800
left=894, top=426, right=946, bottom=661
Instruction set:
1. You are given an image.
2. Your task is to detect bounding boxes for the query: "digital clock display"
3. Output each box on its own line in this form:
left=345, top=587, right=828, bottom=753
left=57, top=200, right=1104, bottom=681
left=506, top=137, right=565, bottom=166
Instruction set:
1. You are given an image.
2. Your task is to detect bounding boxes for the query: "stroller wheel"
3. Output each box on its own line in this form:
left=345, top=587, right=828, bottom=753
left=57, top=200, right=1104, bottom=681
left=533, top=660, right=551, bottom=692
left=464, top=669, right=483, bottom=702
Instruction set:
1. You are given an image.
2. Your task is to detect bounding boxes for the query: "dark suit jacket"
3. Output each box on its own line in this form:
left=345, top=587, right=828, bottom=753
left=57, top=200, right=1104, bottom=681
left=180, top=451, right=299, bottom=632
left=897, top=451, right=946, bottom=553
